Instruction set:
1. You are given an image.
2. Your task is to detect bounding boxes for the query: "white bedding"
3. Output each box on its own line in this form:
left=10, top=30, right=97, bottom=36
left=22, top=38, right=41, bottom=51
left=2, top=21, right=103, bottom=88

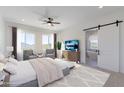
left=9, top=61, right=36, bottom=86
left=9, top=59, right=75, bottom=86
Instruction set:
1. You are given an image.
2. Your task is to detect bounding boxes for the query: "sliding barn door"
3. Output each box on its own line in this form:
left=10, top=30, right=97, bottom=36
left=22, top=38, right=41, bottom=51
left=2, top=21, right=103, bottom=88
left=98, top=25, right=119, bottom=72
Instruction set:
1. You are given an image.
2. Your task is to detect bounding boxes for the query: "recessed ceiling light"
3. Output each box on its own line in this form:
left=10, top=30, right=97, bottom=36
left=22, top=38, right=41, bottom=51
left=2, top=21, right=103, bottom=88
left=22, top=19, right=25, bottom=21
left=99, top=6, right=103, bottom=8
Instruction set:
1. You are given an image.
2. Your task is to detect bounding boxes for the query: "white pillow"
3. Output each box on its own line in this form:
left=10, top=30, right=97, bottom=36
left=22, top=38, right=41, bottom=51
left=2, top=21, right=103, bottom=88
left=3, top=62, right=17, bottom=75
left=8, top=57, right=18, bottom=65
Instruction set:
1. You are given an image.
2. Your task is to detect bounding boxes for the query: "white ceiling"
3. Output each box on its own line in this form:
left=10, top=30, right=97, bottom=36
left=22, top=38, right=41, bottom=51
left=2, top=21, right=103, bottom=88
left=0, top=6, right=124, bottom=31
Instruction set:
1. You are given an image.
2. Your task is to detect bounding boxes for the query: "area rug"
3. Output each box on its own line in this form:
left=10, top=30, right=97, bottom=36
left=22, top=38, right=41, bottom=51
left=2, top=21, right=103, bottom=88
left=46, top=64, right=110, bottom=87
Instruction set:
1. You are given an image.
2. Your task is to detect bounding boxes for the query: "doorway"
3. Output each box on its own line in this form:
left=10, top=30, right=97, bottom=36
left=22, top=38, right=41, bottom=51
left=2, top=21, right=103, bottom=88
left=85, top=30, right=98, bottom=67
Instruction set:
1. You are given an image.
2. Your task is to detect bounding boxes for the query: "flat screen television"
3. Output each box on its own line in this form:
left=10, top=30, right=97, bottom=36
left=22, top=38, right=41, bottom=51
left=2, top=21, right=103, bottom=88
left=65, top=40, right=79, bottom=51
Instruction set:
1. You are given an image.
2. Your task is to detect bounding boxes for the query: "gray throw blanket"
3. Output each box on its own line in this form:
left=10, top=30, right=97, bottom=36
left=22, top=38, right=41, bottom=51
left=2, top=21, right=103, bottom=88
left=29, top=58, right=64, bottom=87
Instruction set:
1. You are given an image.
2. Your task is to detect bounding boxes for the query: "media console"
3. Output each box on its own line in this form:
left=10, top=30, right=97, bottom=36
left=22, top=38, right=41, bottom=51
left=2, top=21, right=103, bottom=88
left=62, top=50, right=80, bottom=63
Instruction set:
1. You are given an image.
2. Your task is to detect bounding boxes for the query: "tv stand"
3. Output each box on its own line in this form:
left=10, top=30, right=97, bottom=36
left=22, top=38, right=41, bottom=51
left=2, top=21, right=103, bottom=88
left=62, top=50, right=80, bottom=63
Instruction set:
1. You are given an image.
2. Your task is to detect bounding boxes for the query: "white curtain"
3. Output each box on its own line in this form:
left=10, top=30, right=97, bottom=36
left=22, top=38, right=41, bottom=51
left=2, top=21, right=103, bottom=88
left=17, top=28, right=36, bottom=60
left=17, top=29, right=23, bottom=61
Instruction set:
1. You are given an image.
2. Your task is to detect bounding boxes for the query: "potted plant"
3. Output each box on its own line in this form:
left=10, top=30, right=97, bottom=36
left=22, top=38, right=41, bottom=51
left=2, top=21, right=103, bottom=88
left=56, top=41, right=62, bottom=58
left=57, top=41, right=62, bottom=50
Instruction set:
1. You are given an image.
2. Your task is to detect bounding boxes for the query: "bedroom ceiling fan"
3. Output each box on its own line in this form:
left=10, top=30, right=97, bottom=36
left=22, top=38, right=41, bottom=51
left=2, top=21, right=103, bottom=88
left=34, top=8, right=61, bottom=26
left=40, top=17, right=61, bottom=26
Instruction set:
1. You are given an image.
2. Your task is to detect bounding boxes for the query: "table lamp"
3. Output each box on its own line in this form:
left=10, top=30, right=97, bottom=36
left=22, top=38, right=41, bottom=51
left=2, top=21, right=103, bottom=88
left=6, top=46, right=13, bottom=57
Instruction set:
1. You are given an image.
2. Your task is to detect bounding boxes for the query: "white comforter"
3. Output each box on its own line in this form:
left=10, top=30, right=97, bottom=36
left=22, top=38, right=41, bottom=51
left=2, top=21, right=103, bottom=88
left=9, top=61, right=36, bottom=86
left=9, top=59, right=75, bottom=86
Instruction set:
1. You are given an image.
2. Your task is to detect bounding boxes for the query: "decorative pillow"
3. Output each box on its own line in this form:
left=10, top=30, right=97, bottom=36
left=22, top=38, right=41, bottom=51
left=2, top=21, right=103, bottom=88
left=3, top=62, right=17, bottom=75
left=8, top=57, right=18, bottom=65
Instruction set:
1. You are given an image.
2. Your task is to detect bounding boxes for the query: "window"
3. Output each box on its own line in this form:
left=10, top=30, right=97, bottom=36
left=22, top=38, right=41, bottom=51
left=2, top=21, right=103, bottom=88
left=89, top=33, right=98, bottom=50
left=90, top=40, right=98, bottom=49
left=21, top=32, right=35, bottom=50
left=42, top=34, right=54, bottom=49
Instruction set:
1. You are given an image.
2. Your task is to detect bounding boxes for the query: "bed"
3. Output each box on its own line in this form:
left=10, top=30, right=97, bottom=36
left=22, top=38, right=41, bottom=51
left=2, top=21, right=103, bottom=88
left=0, top=54, right=110, bottom=87
left=8, top=58, right=75, bottom=87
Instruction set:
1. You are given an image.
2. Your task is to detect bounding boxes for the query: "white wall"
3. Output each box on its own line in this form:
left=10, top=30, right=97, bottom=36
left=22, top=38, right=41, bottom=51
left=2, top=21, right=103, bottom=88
left=0, top=15, right=5, bottom=54
left=57, top=10, right=124, bottom=73
left=57, top=26, right=85, bottom=63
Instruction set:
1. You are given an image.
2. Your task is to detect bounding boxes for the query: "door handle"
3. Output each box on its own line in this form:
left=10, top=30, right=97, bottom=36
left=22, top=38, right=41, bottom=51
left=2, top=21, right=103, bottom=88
left=96, top=50, right=100, bottom=55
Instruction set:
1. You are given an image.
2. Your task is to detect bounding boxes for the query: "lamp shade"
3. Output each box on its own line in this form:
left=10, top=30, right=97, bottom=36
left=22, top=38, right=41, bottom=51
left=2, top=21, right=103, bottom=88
left=6, top=46, right=14, bottom=52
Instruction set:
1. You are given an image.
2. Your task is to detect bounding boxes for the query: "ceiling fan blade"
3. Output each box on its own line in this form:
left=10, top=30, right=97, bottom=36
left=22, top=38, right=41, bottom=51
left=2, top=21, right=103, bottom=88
left=52, top=22, right=61, bottom=24
left=51, top=23, right=54, bottom=26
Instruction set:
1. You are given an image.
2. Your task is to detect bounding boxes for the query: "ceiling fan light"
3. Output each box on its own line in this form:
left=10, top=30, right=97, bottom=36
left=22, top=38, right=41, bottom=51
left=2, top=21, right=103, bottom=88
left=48, top=23, right=51, bottom=26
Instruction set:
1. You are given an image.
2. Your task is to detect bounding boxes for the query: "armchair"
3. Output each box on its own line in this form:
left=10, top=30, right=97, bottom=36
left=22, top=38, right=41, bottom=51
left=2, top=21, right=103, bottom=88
left=45, top=49, right=55, bottom=59
left=23, top=50, right=37, bottom=60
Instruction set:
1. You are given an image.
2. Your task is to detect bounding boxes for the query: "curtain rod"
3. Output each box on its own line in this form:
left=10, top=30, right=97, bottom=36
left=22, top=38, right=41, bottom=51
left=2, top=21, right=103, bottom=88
left=83, top=20, right=123, bottom=31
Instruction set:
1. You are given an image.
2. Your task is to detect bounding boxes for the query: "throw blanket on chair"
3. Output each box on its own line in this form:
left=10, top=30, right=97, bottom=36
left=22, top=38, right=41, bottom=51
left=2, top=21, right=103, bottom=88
left=29, top=58, right=64, bottom=87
